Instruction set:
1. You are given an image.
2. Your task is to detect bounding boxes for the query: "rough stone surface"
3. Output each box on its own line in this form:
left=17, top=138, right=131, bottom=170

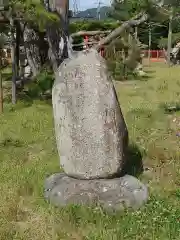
left=52, top=49, right=128, bottom=179
left=44, top=173, right=148, bottom=211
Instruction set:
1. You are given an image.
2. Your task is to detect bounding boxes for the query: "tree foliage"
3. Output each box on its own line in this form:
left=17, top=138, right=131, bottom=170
left=70, top=20, right=119, bottom=33
left=8, top=0, right=59, bottom=30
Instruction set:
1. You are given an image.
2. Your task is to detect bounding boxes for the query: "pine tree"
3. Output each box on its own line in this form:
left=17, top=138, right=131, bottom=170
left=0, top=0, right=69, bottom=103
left=3, top=0, right=68, bottom=76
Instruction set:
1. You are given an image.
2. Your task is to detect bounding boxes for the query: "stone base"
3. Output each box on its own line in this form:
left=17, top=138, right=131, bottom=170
left=44, top=173, right=148, bottom=212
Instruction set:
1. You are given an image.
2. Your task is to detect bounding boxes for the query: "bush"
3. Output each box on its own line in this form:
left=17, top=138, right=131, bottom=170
left=23, top=68, right=54, bottom=99
left=158, top=32, right=180, bottom=49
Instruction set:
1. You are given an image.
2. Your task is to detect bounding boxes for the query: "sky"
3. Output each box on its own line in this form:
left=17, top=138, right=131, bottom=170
left=70, top=0, right=111, bottom=11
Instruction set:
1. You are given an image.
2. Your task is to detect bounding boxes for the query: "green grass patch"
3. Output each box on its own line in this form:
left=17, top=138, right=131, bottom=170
left=0, top=62, right=180, bottom=239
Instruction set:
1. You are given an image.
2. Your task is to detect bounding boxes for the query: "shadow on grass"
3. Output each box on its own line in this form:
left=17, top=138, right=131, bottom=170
left=160, top=102, right=180, bottom=114
left=16, top=69, right=54, bottom=107
left=2, top=72, right=12, bottom=82
left=121, top=143, right=144, bottom=178
left=114, top=70, right=155, bottom=82
left=0, top=137, right=24, bottom=148
left=3, top=91, right=52, bottom=113
left=138, top=75, right=153, bottom=81
left=135, top=69, right=155, bottom=81
left=144, top=69, right=155, bottom=74
left=3, top=69, right=54, bottom=109
left=17, top=91, right=52, bottom=106
left=2, top=68, right=54, bottom=109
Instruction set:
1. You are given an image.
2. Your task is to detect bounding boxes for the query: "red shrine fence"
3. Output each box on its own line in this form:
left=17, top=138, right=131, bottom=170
left=142, top=50, right=165, bottom=62
left=83, top=36, right=166, bottom=62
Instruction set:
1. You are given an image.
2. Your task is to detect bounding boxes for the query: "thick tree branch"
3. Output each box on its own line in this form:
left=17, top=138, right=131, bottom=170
left=71, top=30, right=111, bottom=38
left=73, top=41, right=99, bottom=47
left=96, top=13, right=148, bottom=50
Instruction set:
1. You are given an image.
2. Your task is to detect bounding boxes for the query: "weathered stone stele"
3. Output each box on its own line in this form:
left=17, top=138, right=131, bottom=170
left=52, top=49, right=128, bottom=179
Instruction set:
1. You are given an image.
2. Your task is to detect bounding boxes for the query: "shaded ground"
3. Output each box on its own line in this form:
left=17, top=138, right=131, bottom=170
left=0, top=62, right=180, bottom=239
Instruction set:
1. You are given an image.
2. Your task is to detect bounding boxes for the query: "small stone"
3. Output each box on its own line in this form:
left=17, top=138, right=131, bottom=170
left=44, top=173, right=148, bottom=212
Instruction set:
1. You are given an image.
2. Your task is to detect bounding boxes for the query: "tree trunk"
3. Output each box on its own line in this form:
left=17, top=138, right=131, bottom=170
left=10, top=16, right=17, bottom=104
left=15, top=21, right=20, bottom=79
left=44, top=0, right=69, bottom=71
left=23, top=26, right=42, bottom=77
left=0, top=68, right=3, bottom=113
left=46, top=23, right=63, bottom=71
left=148, top=24, right=152, bottom=66
left=167, top=10, right=173, bottom=67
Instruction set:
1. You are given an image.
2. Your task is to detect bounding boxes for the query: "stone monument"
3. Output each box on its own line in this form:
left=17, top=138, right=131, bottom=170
left=44, top=48, right=148, bottom=211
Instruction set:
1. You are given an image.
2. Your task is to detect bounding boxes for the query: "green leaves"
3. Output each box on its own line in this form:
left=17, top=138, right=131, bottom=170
left=110, top=0, right=157, bottom=21
left=70, top=20, right=119, bottom=33
left=159, top=32, right=180, bottom=48
left=110, top=0, right=180, bottom=23
left=10, top=0, right=59, bottom=30
left=0, top=33, right=8, bottom=48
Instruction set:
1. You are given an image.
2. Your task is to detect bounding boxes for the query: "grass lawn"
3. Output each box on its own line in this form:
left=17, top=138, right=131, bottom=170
left=0, top=62, right=180, bottom=239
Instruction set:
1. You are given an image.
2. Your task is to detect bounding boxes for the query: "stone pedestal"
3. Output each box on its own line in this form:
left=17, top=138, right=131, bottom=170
left=44, top=173, right=148, bottom=212
left=45, top=49, right=149, bottom=211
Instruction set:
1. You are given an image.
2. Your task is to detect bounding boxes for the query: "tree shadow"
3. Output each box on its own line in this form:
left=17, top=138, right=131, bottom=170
left=3, top=91, right=52, bottom=112
left=114, top=70, right=155, bottom=82
left=164, top=105, right=180, bottom=114
left=14, top=92, right=52, bottom=110
left=138, top=75, right=153, bottom=81
left=121, top=143, right=144, bottom=178
left=145, top=69, right=155, bottom=74
left=18, top=90, right=52, bottom=103
left=160, top=102, right=180, bottom=114
left=135, top=69, right=155, bottom=81
left=2, top=72, right=12, bottom=82
left=13, top=69, right=54, bottom=108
